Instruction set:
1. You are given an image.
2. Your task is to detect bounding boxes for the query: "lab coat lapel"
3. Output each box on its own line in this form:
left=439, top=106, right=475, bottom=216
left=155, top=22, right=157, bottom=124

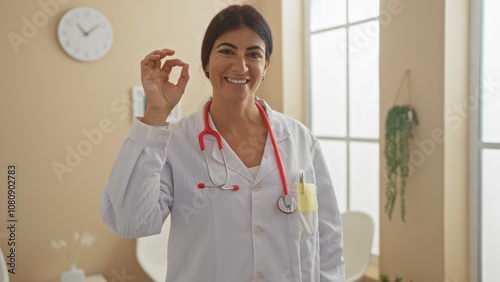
left=208, top=135, right=254, bottom=183
left=252, top=136, right=288, bottom=185
left=252, top=99, right=291, bottom=185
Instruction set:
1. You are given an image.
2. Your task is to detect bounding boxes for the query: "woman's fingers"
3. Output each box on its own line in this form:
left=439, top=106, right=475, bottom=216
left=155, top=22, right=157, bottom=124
left=149, top=48, right=175, bottom=59
left=141, top=49, right=175, bottom=69
left=161, top=59, right=186, bottom=74
left=176, top=63, right=190, bottom=93
left=163, top=60, right=190, bottom=93
left=140, top=49, right=189, bottom=95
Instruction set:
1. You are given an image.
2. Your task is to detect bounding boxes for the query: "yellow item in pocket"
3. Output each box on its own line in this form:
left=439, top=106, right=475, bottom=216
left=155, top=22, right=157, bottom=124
left=295, top=183, right=319, bottom=211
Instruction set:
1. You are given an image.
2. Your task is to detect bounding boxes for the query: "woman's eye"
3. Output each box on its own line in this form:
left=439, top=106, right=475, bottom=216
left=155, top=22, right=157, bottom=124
left=219, top=49, right=232, bottom=55
left=248, top=53, right=262, bottom=59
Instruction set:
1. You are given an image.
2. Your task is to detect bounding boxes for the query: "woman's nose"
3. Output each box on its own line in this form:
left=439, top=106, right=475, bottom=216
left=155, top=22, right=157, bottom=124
left=232, top=55, right=248, bottom=74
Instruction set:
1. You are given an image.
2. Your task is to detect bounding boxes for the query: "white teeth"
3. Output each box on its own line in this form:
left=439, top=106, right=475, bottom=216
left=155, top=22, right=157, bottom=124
left=227, top=78, right=247, bottom=84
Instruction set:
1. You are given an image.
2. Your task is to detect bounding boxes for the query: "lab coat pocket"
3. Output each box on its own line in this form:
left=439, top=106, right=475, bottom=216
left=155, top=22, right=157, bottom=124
left=288, top=184, right=319, bottom=239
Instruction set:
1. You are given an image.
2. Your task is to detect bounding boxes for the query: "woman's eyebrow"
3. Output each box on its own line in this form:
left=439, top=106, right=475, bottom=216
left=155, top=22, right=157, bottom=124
left=247, top=46, right=264, bottom=52
left=216, top=42, right=264, bottom=52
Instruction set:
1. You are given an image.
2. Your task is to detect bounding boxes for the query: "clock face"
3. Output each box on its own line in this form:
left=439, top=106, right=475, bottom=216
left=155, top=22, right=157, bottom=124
left=57, top=7, right=113, bottom=62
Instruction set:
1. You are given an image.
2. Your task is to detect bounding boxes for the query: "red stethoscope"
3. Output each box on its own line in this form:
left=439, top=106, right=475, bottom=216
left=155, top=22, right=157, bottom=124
left=197, top=100, right=297, bottom=214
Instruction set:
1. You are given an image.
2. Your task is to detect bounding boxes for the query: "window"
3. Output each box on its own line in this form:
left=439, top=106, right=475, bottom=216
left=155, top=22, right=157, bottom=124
left=306, top=0, right=380, bottom=255
left=470, top=0, right=500, bottom=280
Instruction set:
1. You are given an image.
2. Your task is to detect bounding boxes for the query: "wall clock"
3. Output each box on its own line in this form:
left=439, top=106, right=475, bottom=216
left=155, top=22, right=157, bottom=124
left=57, top=7, right=114, bottom=62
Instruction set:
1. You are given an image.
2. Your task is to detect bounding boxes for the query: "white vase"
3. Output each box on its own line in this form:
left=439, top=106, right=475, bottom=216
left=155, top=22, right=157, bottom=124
left=60, top=265, right=85, bottom=282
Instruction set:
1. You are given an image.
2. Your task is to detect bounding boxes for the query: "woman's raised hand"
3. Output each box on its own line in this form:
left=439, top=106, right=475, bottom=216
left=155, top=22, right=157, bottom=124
left=140, top=49, right=189, bottom=126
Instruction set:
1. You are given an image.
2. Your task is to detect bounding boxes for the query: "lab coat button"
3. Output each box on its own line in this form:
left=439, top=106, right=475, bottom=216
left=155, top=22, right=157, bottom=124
left=251, top=185, right=261, bottom=191
left=254, top=226, right=264, bottom=235
left=255, top=272, right=264, bottom=281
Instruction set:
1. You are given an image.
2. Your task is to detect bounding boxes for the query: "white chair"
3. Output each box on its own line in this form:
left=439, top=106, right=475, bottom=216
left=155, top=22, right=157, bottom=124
left=0, top=246, right=9, bottom=282
left=136, top=217, right=171, bottom=282
left=341, top=211, right=374, bottom=282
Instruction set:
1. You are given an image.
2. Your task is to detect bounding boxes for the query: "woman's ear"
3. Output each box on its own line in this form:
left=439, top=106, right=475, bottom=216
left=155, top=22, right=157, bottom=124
left=263, top=60, right=270, bottom=77
left=204, top=66, right=210, bottom=78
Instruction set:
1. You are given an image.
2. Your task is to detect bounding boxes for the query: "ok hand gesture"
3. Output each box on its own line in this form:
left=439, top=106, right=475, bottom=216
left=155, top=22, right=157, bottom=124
left=140, top=49, right=189, bottom=125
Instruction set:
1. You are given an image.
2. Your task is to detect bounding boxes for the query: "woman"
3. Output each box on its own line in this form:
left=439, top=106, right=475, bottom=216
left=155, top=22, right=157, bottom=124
left=101, top=5, right=344, bottom=282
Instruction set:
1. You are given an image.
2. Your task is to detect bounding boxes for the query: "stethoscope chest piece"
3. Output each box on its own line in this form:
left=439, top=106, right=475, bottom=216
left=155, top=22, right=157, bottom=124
left=277, top=194, right=297, bottom=214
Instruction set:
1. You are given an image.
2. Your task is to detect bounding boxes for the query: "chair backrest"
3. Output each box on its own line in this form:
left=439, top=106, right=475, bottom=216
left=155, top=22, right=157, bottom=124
left=136, top=217, right=171, bottom=282
left=341, top=211, right=374, bottom=282
left=0, top=246, right=10, bottom=282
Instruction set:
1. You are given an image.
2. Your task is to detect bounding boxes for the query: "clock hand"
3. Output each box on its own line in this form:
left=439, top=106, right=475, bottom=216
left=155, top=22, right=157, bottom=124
left=86, top=24, right=101, bottom=36
left=77, top=23, right=88, bottom=36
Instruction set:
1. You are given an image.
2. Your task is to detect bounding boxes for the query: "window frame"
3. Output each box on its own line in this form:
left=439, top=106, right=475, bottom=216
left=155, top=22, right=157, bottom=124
left=468, top=1, right=481, bottom=280
left=304, top=0, right=381, bottom=255
left=469, top=0, right=500, bottom=281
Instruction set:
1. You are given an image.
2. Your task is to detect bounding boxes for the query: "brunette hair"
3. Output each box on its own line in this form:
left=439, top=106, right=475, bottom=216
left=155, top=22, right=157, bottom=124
left=201, top=5, right=273, bottom=78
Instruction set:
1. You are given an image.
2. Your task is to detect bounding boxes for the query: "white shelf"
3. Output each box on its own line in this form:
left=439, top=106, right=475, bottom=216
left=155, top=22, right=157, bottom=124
left=54, top=274, right=107, bottom=282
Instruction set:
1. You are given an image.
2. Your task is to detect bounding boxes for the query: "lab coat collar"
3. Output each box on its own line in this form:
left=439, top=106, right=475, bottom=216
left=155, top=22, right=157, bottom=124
left=255, top=97, right=291, bottom=143
left=194, top=97, right=291, bottom=184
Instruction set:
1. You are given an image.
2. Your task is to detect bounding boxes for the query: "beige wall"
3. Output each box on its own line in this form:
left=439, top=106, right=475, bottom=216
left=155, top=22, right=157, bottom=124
left=250, top=0, right=305, bottom=122
left=379, top=0, right=469, bottom=281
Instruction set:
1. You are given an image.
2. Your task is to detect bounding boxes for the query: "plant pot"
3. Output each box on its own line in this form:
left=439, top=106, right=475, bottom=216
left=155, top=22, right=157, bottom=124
left=60, top=265, right=85, bottom=282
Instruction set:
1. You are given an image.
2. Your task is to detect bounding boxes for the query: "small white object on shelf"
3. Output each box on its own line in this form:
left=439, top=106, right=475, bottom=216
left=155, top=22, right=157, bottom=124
left=85, top=274, right=107, bottom=282
left=61, top=265, right=85, bottom=282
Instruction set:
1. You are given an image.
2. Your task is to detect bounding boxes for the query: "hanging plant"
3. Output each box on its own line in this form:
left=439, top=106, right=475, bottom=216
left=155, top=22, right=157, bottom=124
left=384, top=105, right=417, bottom=222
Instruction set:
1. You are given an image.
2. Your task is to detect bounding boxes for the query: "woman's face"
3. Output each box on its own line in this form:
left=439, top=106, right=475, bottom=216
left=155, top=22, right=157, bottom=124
left=205, top=27, right=269, bottom=103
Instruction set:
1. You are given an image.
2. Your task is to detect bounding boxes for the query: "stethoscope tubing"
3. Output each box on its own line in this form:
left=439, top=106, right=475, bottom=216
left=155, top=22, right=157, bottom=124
left=197, top=100, right=238, bottom=191
left=197, top=100, right=296, bottom=213
left=254, top=102, right=289, bottom=196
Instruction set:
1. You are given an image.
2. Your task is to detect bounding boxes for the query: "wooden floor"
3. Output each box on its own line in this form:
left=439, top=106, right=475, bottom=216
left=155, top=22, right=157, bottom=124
left=362, top=261, right=380, bottom=282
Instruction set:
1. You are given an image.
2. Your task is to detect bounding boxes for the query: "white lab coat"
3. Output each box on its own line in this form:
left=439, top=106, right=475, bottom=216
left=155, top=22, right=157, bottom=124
left=101, top=98, right=345, bottom=282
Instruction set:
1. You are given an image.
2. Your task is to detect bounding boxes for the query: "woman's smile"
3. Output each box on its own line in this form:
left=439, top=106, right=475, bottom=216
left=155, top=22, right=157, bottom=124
left=225, top=76, right=250, bottom=86
left=226, top=77, right=248, bottom=84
